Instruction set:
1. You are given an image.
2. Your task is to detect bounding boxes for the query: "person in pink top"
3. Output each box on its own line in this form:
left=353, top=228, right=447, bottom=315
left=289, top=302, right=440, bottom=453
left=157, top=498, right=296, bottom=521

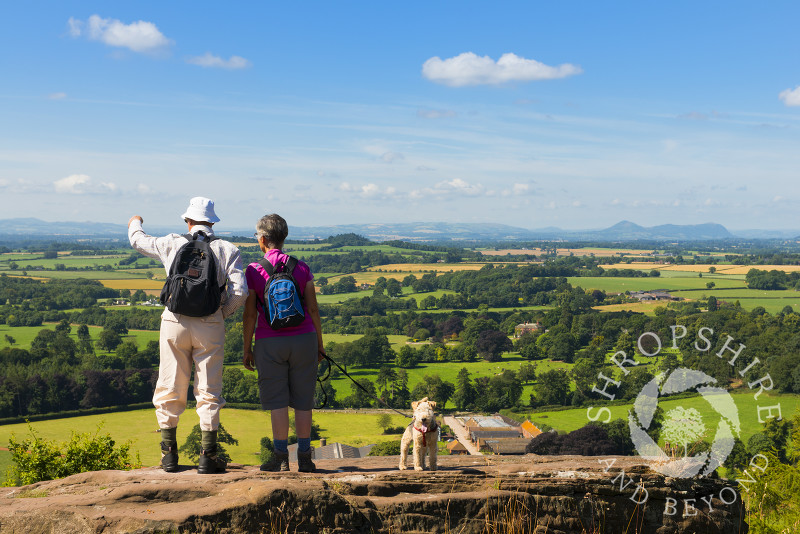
left=242, top=214, right=325, bottom=472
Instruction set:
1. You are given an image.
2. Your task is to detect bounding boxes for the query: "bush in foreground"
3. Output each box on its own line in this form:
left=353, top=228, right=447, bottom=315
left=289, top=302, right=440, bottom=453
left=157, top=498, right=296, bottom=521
left=5, top=423, right=141, bottom=486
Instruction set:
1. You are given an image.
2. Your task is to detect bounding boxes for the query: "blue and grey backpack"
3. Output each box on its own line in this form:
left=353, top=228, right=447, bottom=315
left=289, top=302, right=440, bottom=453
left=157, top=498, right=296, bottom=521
left=258, top=256, right=305, bottom=329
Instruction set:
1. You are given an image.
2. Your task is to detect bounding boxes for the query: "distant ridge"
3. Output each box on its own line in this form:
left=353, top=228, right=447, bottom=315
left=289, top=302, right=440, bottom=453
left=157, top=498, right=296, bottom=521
left=0, top=217, right=796, bottom=242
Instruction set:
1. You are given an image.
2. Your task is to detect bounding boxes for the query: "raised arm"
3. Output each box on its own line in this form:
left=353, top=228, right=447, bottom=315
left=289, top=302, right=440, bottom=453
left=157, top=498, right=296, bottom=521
left=127, top=216, right=175, bottom=262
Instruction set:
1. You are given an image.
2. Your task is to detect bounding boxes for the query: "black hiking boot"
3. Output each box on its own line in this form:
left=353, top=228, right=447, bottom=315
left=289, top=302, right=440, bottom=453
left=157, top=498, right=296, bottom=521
left=260, top=451, right=289, bottom=472
left=160, top=441, right=179, bottom=473
left=198, top=448, right=227, bottom=474
left=297, top=450, right=316, bottom=473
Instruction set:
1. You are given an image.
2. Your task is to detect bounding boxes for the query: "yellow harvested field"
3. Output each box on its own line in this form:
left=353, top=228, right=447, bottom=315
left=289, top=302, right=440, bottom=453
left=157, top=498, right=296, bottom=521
left=98, top=279, right=164, bottom=291
left=481, top=248, right=654, bottom=257
left=366, top=263, right=491, bottom=272
left=658, top=264, right=800, bottom=274
left=324, top=271, right=414, bottom=284
left=600, top=263, right=800, bottom=274
left=594, top=301, right=672, bottom=314
left=600, top=262, right=667, bottom=270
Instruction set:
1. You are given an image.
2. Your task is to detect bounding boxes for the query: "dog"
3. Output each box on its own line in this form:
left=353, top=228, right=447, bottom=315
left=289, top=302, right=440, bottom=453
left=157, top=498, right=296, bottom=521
left=399, top=397, right=439, bottom=471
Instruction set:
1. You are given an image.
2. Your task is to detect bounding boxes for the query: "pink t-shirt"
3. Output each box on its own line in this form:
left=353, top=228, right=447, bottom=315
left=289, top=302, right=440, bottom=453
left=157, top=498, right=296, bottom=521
left=246, top=249, right=316, bottom=339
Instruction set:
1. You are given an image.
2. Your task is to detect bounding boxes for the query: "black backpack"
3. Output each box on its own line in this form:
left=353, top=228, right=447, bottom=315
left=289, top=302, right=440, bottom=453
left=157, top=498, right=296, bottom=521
left=159, top=232, right=224, bottom=317
left=258, top=256, right=305, bottom=329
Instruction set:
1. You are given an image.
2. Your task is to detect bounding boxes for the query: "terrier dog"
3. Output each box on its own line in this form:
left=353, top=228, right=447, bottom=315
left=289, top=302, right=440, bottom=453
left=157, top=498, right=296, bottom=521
left=399, top=397, right=439, bottom=471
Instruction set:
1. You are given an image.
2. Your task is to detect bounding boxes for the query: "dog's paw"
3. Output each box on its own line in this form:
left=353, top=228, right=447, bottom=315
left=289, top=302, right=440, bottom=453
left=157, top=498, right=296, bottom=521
left=398, top=464, right=407, bottom=470
left=414, top=466, right=424, bottom=471
left=430, top=466, right=437, bottom=472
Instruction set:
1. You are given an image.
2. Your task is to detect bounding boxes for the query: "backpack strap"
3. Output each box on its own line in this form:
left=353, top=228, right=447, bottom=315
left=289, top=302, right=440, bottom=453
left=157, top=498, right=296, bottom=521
left=187, top=231, right=217, bottom=243
left=256, top=256, right=304, bottom=305
left=183, top=232, right=224, bottom=293
left=257, top=258, right=275, bottom=276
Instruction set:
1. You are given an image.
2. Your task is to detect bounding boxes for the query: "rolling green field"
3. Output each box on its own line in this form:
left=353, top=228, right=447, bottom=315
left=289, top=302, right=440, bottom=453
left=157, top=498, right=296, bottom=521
left=567, top=276, right=747, bottom=292
left=0, top=323, right=159, bottom=351
left=523, top=391, right=800, bottom=446
left=0, top=409, right=411, bottom=468
left=3, top=271, right=152, bottom=280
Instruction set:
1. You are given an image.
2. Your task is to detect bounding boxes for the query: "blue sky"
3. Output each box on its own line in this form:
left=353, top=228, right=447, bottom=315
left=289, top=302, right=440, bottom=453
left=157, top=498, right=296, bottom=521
left=1, top=2, right=799, bottom=231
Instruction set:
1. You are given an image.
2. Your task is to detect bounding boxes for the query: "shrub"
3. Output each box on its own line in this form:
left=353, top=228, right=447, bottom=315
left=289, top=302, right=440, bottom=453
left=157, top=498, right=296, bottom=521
left=382, top=426, right=407, bottom=435
left=179, top=423, right=238, bottom=463
left=260, top=436, right=274, bottom=465
left=368, top=440, right=411, bottom=456
left=5, top=423, right=141, bottom=486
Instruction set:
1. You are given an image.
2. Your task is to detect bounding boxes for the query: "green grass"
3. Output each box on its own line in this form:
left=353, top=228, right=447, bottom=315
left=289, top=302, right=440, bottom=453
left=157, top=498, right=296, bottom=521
left=568, top=276, right=747, bottom=292
left=0, top=323, right=159, bottom=351
left=0, top=409, right=411, bottom=468
left=0, top=449, right=11, bottom=482
left=0, top=256, right=128, bottom=269
left=3, top=271, right=150, bottom=280
left=525, top=391, right=800, bottom=446
left=322, top=333, right=409, bottom=352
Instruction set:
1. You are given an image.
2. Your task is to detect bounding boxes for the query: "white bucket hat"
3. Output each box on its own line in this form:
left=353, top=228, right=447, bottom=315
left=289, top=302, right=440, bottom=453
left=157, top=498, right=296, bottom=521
left=181, top=197, right=220, bottom=223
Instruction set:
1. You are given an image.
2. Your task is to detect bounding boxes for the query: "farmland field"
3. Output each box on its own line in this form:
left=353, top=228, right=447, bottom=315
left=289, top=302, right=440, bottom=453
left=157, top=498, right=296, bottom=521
left=479, top=247, right=657, bottom=257
left=0, top=323, right=159, bottom=351
left=567, top=276, right=746, bottom=292
left=523, top=391, right=800, bottom=447
left=0, top=408, right=412, bottom=467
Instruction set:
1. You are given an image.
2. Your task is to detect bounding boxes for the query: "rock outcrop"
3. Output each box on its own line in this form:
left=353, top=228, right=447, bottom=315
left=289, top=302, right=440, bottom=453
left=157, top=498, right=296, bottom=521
left=1, top=455, right=747, bottom=533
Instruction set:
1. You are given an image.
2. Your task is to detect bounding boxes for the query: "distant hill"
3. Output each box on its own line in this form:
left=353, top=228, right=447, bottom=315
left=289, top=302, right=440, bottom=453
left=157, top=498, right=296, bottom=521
left=0, top=217, right=796, bottom=243
left=588, top=221, right=734, bottom=240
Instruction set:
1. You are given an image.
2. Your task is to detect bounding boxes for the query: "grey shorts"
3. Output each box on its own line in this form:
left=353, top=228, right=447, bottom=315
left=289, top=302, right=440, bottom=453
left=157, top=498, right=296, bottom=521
left=254, top=332, right=318, bottom=410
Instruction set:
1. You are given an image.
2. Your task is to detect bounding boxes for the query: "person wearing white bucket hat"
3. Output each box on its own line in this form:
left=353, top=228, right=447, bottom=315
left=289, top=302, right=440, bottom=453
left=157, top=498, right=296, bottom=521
left=181, top=197, right=221, bottom=224
left=127, top=197, right=247, bottom=474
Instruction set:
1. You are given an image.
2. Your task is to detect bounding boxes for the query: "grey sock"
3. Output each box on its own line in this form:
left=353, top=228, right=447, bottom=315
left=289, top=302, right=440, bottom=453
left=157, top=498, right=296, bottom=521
left=161, top=427, right=177, bottom=444
left=201, top=430, right=217, bottom=452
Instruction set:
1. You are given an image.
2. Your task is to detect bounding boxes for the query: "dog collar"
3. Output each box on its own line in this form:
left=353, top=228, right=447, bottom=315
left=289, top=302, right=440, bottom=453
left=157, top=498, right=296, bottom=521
left=413, top=421, right=439, bottom=446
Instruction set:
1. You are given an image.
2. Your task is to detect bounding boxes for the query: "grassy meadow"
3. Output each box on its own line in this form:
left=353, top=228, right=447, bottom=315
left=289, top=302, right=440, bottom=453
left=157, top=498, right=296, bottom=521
left=0, top=323, right=159, bottom=351
left=522, top=391, right=800, bottom=448
left=0, top=408, right=412, bottom=468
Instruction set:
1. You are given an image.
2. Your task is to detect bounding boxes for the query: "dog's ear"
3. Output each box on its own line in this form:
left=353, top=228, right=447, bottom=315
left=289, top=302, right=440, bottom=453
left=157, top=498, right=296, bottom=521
left=429, top=401, right=437, bottom=408
left=411, top=401, right=419, bottom=410
left=420, top=397, right=428, bottom=403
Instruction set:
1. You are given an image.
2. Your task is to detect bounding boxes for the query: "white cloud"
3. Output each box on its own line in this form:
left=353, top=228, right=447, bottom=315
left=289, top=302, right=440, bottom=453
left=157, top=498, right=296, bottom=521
left=422, top=52, right=582, bottom=87
left=779, top=86, right=800, bottom=107
left=417, top=108, right=457, bottom=119
left=69, top=15, right=172, bottom=54
left=53, top=174, right=117, bottom=194
left=381, top=151, right=404, bottom=163
left=48, top=92, right=67, bottom=100
left=337, top=182, right=398, bottom=200
left=186, top=53, right=252, bottom=70
left=410, top=178, right=485, bottom=199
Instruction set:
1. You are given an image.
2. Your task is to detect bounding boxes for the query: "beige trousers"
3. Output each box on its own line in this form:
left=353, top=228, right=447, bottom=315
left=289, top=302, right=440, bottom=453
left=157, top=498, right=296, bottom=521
left=154, top=309, right=226, bottom=431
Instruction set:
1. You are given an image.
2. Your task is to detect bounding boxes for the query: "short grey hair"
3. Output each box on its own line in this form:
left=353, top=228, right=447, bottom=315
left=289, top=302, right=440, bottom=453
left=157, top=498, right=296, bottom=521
left=256, top=214, right=288, bottom=248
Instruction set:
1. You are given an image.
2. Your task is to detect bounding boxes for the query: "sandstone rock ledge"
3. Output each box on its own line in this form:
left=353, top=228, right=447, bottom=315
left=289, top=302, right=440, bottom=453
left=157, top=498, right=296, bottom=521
left=1, top=455, right=746, bottom=534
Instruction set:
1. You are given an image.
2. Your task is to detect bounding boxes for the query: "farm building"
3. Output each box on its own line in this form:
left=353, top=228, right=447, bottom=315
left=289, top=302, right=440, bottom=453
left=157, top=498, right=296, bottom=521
left=520, top=420, right=543, bottom=439
left=484, top=438, right=533, bottom=455
left=629, top=290, right=677, bottom=302
left=447, top=440, right=469, bottom=455
left=472, top=430, right=523, bottom=446
left=514, top=322, right=543, bottom=338
left=288, top=441, right=374, bottom=461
